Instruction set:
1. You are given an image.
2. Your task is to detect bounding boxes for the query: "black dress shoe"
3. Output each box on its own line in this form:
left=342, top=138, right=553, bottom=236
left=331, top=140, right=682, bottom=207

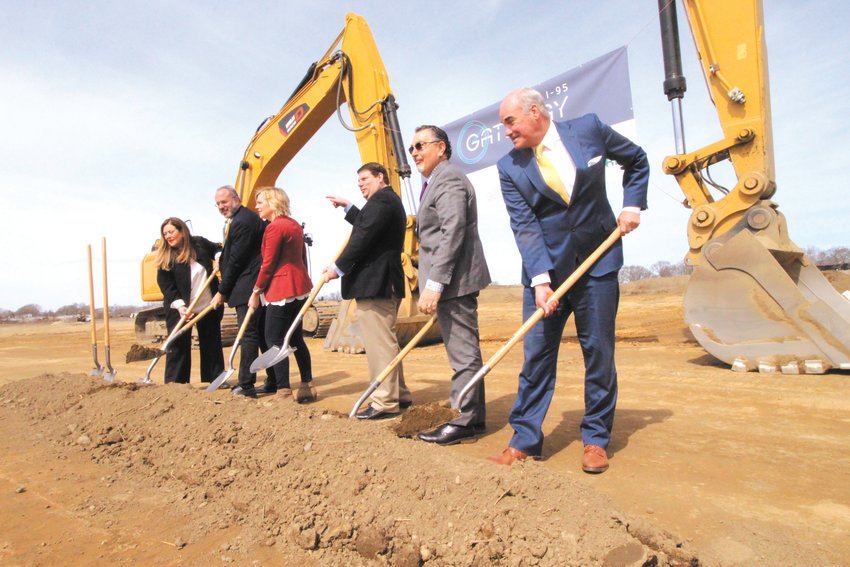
left=256, top=383, right=278, bottom=395
left=233, top=387, right=257, bottom=398
left=400, top=400, right=413, bottom=409
left=417, top=423, right=485, bottom=445
left=356, top=406, right=399, bottom=420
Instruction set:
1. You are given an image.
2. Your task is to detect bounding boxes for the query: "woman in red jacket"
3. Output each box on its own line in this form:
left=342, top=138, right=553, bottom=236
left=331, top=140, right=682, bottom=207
left=248, top=187, right=316, bottom=401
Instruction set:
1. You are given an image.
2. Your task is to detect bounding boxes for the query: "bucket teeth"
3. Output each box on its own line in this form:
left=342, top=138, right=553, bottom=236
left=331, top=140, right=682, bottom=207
left=757, top=362, right=777, bottom=374
left=779, top=362, right=800, bottom=375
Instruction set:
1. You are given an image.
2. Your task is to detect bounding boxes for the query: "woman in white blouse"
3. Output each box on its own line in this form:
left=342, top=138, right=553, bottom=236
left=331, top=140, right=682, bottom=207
left=155, top=217, right=224, bottom=384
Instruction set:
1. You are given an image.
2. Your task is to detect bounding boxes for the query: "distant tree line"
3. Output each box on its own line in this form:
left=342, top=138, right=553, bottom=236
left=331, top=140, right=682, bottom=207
left=3, top=246, right=847, bottom=318
left=619, top=245, right=850, bottom=284
left=0, top=303, right=140, bottom=322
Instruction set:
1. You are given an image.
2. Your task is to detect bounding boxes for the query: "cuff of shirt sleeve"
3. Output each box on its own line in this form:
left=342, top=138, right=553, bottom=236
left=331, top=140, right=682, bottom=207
left=622, top=206, right=641, bottom=214
left=343, top=203, right=353, bottom=214
left=170, top=299, right=186, bottom=310
left=530, top=273, right=551, bottom=288
left=332, top=263, right=344, bottom=277
left=424, top=279, right=445, bottom=293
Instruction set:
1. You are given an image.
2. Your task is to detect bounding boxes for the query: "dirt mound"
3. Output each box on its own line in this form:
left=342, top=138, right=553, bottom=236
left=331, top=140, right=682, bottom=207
left=1, top=373, right=698, bottom=566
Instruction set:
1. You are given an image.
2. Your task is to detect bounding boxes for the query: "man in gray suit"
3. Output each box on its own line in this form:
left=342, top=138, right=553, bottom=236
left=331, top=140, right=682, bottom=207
left=411, top=125, right=492, bottom=445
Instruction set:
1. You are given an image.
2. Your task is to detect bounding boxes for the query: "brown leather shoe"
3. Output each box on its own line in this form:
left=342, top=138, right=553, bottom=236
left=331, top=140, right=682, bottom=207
left=488, top=447, right=531, bottom=466
left=582, top=444, right=609, bottom=474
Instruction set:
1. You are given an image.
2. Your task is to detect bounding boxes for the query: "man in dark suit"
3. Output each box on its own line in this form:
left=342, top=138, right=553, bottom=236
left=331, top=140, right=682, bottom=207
left=490, top=88, right=649, bottom=473
left=409, top=125, right=492, bottom=445
left=323, top=162, right=412, bottom=419
left=209, top=185, right=269, bottom=396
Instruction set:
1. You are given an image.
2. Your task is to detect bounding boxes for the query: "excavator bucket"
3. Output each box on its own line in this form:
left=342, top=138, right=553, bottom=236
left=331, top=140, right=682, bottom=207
left=684, top=205, right=850, bottom=374
left=323, top=299, right=442, bottom=353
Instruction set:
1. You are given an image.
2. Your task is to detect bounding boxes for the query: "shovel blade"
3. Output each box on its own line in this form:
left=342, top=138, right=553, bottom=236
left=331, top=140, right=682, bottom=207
left=90, top=366, right=103, bottom=377
left=267, top=346, right=296, bottom=369
left=249, top=346, right=280, bottom=373
left=207, top=368, right=235, bottom=392
left=102, top=369, right=117, bottom=382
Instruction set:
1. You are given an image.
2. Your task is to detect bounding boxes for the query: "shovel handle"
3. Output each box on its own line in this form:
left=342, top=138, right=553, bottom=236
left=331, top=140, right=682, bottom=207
left=349, top=315, right=437, bottom=417
left=233, top=305, right=255, bottom=345
left=162, top=270, right=219, bottom=350
left=276, top=232, right=351, bottom=350
left=87, top=244, right=98, bottom=345
left=170, top=302, right=218, bottom=341
left=456, top=228, right=622, bottom=408
left=101, top=238, right=111, bottom=348
left=226, top=306, right=255, bottom=366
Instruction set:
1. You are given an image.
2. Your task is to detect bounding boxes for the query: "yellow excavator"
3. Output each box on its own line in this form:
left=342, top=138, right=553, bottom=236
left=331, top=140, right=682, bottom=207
left=137, top=13, right=438, bottom=350
left=660, top=0, right=850, bottom=373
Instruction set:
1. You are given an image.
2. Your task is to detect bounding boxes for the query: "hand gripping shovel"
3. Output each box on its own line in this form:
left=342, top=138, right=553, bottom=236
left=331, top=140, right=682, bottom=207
left=101, top=238, right=118, bottom=382
left=250, top=234, right=350, bottom=373
left=86, top=244, right=103, bottom=377
left=207, top=306, right=255, bottom=391
left=456, top=228, right=622, bottom=409
left=349, top=314, right=437, bottom=417
left=138, top=271, right=217, bottom=384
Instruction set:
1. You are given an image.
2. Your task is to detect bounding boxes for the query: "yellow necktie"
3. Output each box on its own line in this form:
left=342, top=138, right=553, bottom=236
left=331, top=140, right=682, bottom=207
left=535, top=143, right=569, bottom=204
left=223, top=219, right=231, bottom=242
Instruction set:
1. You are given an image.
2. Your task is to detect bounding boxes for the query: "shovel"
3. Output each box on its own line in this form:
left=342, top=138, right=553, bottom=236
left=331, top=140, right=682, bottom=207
left=456, top=228, right=622, bottom=409
left=349, top=314, right=437, bottom=417
left=249, top=274, right=329, bottom=373
left=207, top=306, right=255, bottom=391
left=86, top=244, right=103, bottom=377
left=250, top=234, right=350, bottom=373
left=101, top=238, right=117, bottom=382
left=138, top=271, right=217, bottom=384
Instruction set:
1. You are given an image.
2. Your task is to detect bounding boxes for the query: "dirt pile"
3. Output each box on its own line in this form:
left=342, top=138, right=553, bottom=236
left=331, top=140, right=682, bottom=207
left=1, top=373, right=698, bottom=566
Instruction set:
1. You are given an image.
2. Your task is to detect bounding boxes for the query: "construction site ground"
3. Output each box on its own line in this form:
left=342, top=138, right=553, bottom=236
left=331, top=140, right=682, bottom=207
left=1, top=276, right=848, bottom=566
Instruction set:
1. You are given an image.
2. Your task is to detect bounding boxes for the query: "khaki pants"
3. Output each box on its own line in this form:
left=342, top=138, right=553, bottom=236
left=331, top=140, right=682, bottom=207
left=357, top=298, right=411, bottom=412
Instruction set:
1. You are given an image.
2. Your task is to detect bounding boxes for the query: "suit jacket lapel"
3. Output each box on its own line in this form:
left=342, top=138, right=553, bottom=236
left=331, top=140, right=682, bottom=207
left=517, top=146, right=569, bottom=207
left=556, top=120, right=587, bottom=201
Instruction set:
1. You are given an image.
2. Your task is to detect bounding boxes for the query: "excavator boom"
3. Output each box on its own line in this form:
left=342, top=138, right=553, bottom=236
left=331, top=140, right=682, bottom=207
left=660, top=0, right=850, bottom=373
left=138, top=13, right=437, bottom=350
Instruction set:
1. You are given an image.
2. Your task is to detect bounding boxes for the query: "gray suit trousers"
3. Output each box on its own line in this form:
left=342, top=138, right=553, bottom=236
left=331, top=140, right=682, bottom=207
left=437, top=292, right=486, bottom=427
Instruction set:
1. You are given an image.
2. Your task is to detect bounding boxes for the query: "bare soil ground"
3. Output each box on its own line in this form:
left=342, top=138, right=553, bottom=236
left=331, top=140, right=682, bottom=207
left=1, top=277, right=848, bottom=566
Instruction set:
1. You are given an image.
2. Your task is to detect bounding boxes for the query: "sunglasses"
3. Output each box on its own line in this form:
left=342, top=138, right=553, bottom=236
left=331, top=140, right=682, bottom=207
left=408, top=140, right=440, bottom=155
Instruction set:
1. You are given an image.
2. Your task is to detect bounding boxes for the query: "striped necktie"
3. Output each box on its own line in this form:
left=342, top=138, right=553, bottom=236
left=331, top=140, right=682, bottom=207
left=535, top=143, right=569, bottom=204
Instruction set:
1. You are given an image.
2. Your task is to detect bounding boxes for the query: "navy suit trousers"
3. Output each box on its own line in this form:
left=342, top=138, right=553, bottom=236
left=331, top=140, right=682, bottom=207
left=508, top=272, right=619, bottom=455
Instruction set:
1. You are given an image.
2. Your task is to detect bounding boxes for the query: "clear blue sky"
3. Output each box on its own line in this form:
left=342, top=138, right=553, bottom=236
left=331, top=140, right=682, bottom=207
left=2, top=0, right=848, bottom=310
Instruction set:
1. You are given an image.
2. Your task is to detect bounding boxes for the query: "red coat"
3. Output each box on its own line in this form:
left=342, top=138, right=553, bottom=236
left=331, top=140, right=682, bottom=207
left=254, top=216, right=312, bottom=302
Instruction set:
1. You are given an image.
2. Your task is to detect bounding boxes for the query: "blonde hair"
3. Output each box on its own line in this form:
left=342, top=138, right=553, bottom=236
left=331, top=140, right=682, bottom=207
left=154, top=217, right=196, bottom=270
left=255, top=186, right=291, bottom=218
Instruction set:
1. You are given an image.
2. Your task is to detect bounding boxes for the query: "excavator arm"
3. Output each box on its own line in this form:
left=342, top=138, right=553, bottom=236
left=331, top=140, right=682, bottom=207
left=233, top=12, right=434, bottom=349
left=234, top=13, right=411, bottom=205
left=660, top=0, right=850, bottom=373
left=139, top=13, right=438, bottom=349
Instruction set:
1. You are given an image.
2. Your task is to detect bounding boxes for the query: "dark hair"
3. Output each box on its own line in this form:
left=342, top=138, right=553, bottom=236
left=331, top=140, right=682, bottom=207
left=357, top=162, right=389, bottom=185
left=415, top=125, right=452, bottom=160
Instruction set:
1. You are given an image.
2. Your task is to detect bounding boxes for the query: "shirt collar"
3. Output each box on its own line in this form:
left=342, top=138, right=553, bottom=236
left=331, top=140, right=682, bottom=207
left=540, top=120, right=561, bottom=152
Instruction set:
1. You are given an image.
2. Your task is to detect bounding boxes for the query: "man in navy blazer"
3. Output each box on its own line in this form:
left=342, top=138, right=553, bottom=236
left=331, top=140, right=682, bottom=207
left=489, top=88, right=649, bottom=473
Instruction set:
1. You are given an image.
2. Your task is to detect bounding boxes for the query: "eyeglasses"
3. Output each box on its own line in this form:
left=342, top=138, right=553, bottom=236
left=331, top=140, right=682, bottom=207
left=408, top=140, right=440, bottom=155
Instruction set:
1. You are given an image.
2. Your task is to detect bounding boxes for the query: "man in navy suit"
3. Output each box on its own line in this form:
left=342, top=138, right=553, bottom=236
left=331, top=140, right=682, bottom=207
left=489, top=88, right=649, bottom=473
